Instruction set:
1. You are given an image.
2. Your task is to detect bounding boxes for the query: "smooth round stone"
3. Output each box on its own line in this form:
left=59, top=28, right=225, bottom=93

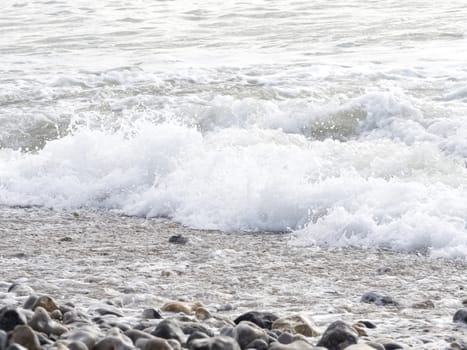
left=151, top=319, right=186, bottom=343
left=143, top=308, right=163, bottom=320
left=94, top=336, right=134, bottom=350
left=233, top=321, right=269, bottom=350
left=10, top=325, right=41, bottom=350
left=316, top=321, right=358, bottom=350
left=125, top=329, right=155, bottom=343
left=356, top=321, right=376, bottom=329
left=64, top=327, right=101, bottom=349
left=246, top=339, right=268, bottom=350
left=137, top=337, right=174, bottom=350
left=0, top=307, right=27, bottom=332
left=194, top=307, right=211, bottom=321
left=271, top=314, right=320, bottom=337
left=29, top=306, right=68, bottom=336
left=179, top=322, right=214, bottom=337
left=234, top=312, right=279, bottom=330
left=189, top=336, right=241, bottom=350
left=360, top=292, right=399, bottom=306
left=187, top=331, right=210, bottom=347
left=32, top=295, right=59, bottom=312
left=23, top=296, right=39, bottom=310
left=67, top=341, right=89, bottom=350
left=453, top=308, right=467, bottom=324
left=167, top=339, right=181, bottom=350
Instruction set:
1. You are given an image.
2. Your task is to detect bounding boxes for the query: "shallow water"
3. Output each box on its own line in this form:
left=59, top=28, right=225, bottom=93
left=0, top=207, right=466, bottom=348
left=1, top=1, right=467, bottom=256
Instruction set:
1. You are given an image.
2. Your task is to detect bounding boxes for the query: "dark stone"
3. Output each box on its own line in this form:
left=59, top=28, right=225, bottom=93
left=125, top=329, right=155, bottom=343
left=143, top=308, right=163, bottom=319
left=234, top=311, right=279, bottom=330
left=23, top=295, right=38, bottom=310
left=453, top=308, right=467, bottom=324
left=68, top=341, right=89, bottom=350
left=152, top=319, right=186, bottom=343
left=187, top=331, right=210, bottom=347
left=246, top=339, right=269, bottom=350
left=189, top=336, right=241, bottom=350
left=233, top=321, right=269, bottom=350
left=383, top=342, right=405, bottom=350
left=0, top=307, right=27, bottom=332
left=316, top=321, right=358, bottom=350
left=180, top=322, right=214, bottom=337
left=357, top=320, right=376, bottom=329
left=168, top=235, right=188, bottom=245
left=360, top=292, right=399, bottom=306
left=94, top=306, right=124, bottom=317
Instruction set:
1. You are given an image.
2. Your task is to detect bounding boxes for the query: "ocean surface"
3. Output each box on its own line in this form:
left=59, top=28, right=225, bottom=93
left=1, top=0, right=467, bottom=258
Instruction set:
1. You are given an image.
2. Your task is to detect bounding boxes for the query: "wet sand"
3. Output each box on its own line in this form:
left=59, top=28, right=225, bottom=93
left=0, top=207, right=466, bottom=348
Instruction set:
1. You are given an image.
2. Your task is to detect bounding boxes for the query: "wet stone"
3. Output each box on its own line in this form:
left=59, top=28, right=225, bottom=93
left=10, top=325, right=41, bottom=350
left=32, top=295, right=60, bottom=312
left=152, top=319, right=186, bottom=343
left=137, top=337, right=174, bottom=350
left=29, top=306, right=68, bottom=336
left=143, top=308, right=163, bottom=319
left=233, top=321, right=269, bottom=350
left=361, top=292, right=399, bottom=306
left=316, top=321, right=358, bottom=350
left=234, top=311, right=279, bottom=330
left=179, top=322, right=214, bottom=337
left=453, top=308, right=467, bottom=324
left=94, top=306, right=124, bottom=317
left=271, top=314, right=320, bottom=337
left=168, top=235, right=188, bottom=245
left=0, top=307, right=27, bottom=332
left=189, top=336, right=241, bottom=350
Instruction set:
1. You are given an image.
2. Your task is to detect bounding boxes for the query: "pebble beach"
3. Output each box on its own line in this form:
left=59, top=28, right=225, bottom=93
left=1, top=208, right=466, bottom=349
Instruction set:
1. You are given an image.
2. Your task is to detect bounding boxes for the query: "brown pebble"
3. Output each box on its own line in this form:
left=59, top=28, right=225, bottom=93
left=11, top=325, right=41, bottom=350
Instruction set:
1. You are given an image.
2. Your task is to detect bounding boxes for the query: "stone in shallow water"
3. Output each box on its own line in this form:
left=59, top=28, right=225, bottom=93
left=0, top=307, right=27, bottom=332
left=64, top=326, right=102, bottom=350
left=233, top=321, right=269, bottom=350
left=94, top=328, right=134, bottom=350
left=143, top=308, right=163, bottom=319
left=189, top=336, right=241, bottom=350
left=10, top=325, right=41, bottom=350
left=316, top=321, right=358, bottom=350
left=67, top=340, right=89, bottom=350
left=29, top=306, right=68, bottom=336
left=234, top=311, right=279, bottom=330
left=453, top=308, right=467, bottom=324
left=360, top=292, right=399, bottom=306
left=179, top=322, right=214, bottom=337
left=151, top=319, right=186, bottom=343
left=32, top=295, right=60, bottom=312
left=271, top=314, right=320, bottom=337
left=94, top=306, right=124, bottom=317
left=168, top=235, right=189, bottom=245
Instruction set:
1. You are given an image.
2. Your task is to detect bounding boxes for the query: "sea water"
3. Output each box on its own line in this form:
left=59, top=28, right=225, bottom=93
left=1, top=0, right=467, bottom=257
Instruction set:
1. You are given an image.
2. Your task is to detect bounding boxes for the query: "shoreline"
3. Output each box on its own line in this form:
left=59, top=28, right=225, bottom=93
left=0, top=207, right=466, bottom=349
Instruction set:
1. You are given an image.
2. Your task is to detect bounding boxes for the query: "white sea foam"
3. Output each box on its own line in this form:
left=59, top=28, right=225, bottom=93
left=1, top=119, right=466, bottom=257
left=1, top=0, right=467, bottom=258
